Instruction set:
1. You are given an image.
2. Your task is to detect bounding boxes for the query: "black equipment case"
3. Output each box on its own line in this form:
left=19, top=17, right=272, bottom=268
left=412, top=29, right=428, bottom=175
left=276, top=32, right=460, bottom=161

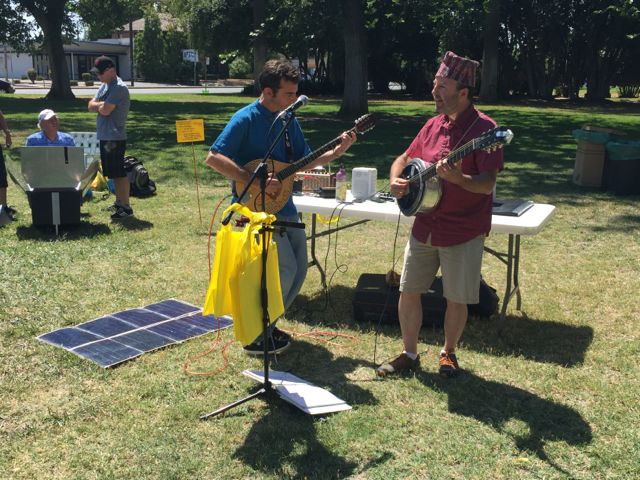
left=352, top=273, right=498, bottom=326
left=27, top=188, right=82, bottom=227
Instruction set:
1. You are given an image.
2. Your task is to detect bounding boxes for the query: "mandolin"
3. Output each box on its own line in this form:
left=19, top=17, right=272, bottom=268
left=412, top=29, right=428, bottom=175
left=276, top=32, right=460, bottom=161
left=236, top=114, right=376, bottom=213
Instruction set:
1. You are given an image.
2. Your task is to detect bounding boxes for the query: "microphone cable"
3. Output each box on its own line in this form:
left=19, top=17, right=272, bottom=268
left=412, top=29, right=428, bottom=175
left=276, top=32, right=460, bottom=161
left=372, top=209, right=404, bottom=367
left=183, top=193, right=235, bottom=378
left=321, top=200, right=353, bottom=313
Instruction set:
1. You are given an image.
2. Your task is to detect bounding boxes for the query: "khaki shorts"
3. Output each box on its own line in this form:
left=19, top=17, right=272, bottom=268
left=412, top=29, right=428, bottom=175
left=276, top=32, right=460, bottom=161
left=399, top=234, right=485, bottom=304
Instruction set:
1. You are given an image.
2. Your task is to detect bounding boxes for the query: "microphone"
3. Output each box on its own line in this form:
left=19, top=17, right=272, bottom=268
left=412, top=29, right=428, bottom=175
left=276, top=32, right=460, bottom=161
left=279, top=95, right=309, bottom=117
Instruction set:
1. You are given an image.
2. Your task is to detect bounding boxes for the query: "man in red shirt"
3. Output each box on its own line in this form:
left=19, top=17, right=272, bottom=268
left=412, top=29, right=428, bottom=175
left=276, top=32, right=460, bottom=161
left=377, top=51, right=503, bottom=378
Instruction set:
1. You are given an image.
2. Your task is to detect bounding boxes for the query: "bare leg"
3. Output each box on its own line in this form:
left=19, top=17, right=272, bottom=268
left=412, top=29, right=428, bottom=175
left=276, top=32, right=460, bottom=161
left=398, top=292, right=423, bottom=354
left=0, top=187, right=6, bottom=205
left=113, top=177, right=130, bottom=206
left=443, top=300, right=468, bottom=352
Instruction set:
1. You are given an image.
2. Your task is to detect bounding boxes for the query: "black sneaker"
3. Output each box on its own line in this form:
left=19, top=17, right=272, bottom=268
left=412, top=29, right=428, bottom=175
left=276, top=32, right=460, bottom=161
left=243, top=335, right=291, bottom=356
left=104, top=202, right=118, bottom=212
left=5, top=205, right=17, bottom=218
left=272, top=327, right=292, bottom=343
left=1, top=205, right=17, bottom=220
left=111, top=205, right=134, bottom=220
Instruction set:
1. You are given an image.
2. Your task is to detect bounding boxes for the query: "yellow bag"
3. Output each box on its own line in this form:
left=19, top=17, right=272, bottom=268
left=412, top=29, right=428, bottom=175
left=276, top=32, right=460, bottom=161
left=91, top=169, right=108, bottom=191
left=203, top=203, right=284, bottom=346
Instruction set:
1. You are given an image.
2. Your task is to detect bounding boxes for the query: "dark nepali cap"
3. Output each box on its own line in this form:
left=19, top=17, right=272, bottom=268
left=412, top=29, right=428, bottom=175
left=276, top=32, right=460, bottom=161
left=90, top=55, right=115, bottom=74
left=436, top=51, right=479, bottom=88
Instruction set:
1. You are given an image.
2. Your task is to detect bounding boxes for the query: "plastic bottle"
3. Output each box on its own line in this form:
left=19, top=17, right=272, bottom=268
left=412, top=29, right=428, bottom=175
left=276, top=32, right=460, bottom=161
left=335, top=165, right=347, bottom=202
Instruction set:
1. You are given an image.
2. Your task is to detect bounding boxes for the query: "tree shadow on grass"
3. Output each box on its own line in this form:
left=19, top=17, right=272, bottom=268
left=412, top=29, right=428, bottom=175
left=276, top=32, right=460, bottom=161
left=460, top=315, right=594, bottom=367
left=416, top=370, right=592, bottom=477
left=232, top=341, right=386, bottom=479
left=295, top=286, right=593, bottom=367
left=591, top=212, right=640, bottom=233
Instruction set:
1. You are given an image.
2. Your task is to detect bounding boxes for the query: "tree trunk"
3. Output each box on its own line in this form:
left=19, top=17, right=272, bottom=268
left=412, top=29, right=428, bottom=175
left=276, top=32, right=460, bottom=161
left=479, top=0, right=500, bottom=102
left=585, top=52, right=610, bottom=100
left=43, top=25, right=74, bottom=100
left=525, top=49, right=537, bottom=97
left=20, top=0, right=74, bottom=100
left=252, top=0, right=267, bottom=95
left=339, top=0, right=368, bottom=117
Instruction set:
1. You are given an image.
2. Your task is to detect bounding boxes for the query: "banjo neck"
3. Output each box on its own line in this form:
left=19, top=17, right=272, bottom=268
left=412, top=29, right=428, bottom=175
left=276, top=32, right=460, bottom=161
left=418, top=136, right=480, bottom=181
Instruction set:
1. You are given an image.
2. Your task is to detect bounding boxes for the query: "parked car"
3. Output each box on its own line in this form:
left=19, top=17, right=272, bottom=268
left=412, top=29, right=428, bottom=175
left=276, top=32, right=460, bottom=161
left=0, top=79, right=15, bottom=94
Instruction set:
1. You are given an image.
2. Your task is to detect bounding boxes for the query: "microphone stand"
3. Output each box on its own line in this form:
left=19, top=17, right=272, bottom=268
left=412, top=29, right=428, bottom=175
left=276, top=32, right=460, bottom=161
left=201, top=110, right=305, bottom=420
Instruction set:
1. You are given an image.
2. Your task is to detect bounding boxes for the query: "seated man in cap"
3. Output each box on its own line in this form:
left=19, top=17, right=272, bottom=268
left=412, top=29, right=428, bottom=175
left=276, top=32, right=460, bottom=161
left=377, top=51, right=504, bottom=379
left=26, top=109, right=76, bottom=147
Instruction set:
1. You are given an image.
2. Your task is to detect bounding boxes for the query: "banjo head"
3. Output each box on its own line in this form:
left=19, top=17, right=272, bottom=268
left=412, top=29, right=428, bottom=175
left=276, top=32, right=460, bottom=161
left=397, top=158, right=441, bottom=216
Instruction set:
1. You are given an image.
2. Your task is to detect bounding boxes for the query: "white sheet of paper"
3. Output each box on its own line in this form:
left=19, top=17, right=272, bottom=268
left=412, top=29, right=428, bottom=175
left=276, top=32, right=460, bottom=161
left=242, top=369, right=352, bottom=415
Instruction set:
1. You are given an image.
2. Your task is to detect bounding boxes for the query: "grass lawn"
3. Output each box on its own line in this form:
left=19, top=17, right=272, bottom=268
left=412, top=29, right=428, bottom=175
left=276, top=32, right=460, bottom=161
left=1, top=92, right=639, bottom=479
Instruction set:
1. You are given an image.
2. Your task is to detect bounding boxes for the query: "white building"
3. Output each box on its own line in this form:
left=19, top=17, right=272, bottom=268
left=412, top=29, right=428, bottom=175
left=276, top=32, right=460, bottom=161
left=1, top=40, right=132, bottom=81
left=0, top=44, right=34, bottom=81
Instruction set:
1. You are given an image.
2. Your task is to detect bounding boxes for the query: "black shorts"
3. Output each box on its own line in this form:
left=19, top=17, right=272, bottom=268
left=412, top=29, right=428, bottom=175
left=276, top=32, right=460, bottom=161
left=0, top=146, right=7, bottom=188
left=100, top=140, right=127, bottom=178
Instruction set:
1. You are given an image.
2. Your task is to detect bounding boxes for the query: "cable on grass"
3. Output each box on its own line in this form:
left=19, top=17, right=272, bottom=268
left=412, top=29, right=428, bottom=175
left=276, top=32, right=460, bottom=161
left=182, top=317, right=234, bottom=377
left=278, top=327, right=357, bottom=349
left=372, top=210, right=404, bottom=367
left=319, top=201, right=352, bottom=313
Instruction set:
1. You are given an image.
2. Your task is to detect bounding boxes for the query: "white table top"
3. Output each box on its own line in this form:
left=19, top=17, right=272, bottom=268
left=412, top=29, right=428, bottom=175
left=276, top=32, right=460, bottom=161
left=293, top=193, right=555, bottom=236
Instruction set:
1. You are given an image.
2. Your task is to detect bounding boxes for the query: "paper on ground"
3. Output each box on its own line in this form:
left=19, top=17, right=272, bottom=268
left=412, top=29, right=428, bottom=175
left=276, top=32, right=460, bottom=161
left=243, top=369, right=352, bottom=415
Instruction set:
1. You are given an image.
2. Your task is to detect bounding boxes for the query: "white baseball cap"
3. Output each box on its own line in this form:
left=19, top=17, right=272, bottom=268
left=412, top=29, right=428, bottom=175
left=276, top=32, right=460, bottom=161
left=37, top=109, right=57, bottom=128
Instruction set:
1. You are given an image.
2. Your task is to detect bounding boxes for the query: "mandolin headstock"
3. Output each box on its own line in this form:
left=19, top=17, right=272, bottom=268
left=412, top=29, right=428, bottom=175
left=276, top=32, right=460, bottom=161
left=354, top=114, right=376, bottom=135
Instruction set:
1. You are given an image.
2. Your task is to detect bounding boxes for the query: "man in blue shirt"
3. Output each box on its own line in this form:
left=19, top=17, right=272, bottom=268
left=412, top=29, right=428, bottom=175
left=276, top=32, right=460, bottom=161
left=88, top=56, right=131, bottom=221
left=25, top=109, right=76, bottom=147
left=206, top=59, right=356, bottom=355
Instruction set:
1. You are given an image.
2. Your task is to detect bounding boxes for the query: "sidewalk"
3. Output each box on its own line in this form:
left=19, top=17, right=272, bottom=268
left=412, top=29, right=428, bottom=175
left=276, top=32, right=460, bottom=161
left=7, top=79, right=253, bottom=89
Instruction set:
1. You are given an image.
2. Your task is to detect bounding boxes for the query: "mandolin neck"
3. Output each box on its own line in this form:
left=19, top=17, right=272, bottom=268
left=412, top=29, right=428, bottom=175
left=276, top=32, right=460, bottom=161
left=276, top=126, right=356, bottom=181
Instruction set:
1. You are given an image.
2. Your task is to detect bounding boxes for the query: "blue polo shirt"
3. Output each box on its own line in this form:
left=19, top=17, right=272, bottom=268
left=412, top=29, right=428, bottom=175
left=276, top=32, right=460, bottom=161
left=210, top=99, right=312, bottom=216
left=25, top=131, right=76, bottom=147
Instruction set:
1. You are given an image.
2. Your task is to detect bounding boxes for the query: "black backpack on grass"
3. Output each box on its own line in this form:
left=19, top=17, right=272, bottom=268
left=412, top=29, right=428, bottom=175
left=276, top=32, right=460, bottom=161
left=123, top=155, right=157, bottom=197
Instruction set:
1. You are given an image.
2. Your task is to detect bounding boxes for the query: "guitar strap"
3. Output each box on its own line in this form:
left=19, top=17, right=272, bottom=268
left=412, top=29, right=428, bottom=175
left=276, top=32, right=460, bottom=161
left=449, top=115, right=480, bottom=154
left=283, top=126, right=294, bottom=162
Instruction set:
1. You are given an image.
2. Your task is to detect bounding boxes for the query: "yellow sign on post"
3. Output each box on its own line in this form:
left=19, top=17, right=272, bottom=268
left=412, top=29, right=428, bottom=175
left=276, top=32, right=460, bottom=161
left=176, top=119, right=205, bottom=143
left=176, top=119, right=206, bottom=225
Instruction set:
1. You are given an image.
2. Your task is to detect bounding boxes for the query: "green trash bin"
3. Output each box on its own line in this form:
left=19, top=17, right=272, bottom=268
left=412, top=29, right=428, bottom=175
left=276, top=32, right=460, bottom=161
left=604, top=140, right=640, bottom=195
left=571, top=127, right=613, bottom=187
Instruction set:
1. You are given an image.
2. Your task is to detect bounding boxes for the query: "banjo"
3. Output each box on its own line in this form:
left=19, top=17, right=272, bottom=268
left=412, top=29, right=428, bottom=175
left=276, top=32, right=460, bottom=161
left=397, top=126, right=513, bottom=216
left=236, top=114, right=376, bottom=213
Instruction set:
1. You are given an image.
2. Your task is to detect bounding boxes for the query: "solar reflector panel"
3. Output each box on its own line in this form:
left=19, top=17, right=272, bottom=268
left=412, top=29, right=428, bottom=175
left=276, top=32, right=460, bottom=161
left=37, top=299, right=232, bottom=368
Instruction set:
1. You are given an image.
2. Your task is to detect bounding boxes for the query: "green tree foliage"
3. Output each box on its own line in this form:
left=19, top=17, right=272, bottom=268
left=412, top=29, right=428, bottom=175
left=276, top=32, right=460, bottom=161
left=365, top=0, right=439, bottom=95
left=14, top=0, right=76, bottom=99
left=160, top=0, right=640, bottom=101
left=135, top=9, right=165, bottom=81
left=579, top=0, right=640, bottom=100
left=76, top=0, right=147, bottom=40
left=133, top=8, right=191, bottom=83
left=174, top=0, right=253, bottom=58
left=0, top=1, right=36, bottom=51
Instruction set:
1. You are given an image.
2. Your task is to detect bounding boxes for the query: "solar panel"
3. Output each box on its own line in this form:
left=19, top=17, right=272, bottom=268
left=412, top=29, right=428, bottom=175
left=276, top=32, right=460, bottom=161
left=38, top=299, right=232, bottom=368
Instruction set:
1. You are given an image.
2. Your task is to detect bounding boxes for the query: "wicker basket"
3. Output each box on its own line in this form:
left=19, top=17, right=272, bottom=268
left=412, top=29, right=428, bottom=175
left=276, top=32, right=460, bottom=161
left=294, top=170, right=335, bottom=191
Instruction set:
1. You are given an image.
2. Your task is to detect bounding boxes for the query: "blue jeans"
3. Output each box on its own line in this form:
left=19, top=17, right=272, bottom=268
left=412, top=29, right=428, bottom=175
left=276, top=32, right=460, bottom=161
left=250, top=213, right=307, bottom=344
left=273, top=213, right=308, bottom=310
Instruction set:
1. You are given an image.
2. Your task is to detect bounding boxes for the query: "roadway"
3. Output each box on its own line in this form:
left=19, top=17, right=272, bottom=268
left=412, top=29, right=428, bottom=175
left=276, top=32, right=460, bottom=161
left=10, top=81, right=245, bottom=95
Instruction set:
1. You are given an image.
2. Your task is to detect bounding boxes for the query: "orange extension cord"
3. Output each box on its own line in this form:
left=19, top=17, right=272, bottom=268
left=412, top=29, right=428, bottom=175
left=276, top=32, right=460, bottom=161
left=183, top=195, right=357, bottom=378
